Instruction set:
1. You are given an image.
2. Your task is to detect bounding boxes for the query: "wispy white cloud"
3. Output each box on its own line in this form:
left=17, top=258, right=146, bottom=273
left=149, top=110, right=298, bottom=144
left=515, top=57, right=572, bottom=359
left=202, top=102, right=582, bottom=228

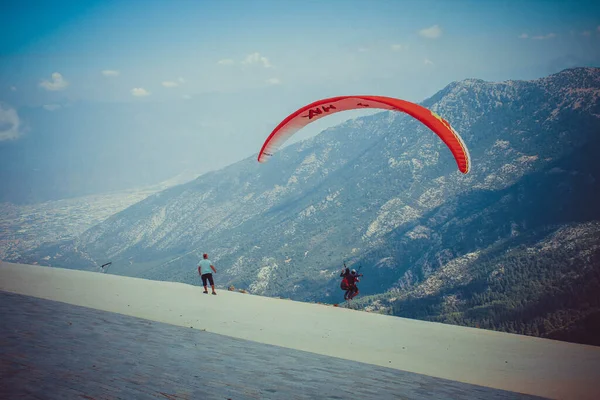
left=182, top=94, right=192, bottom=100
left=358, top=47, right=369, bottom=52
left=519, top=32, right=557, bottom=40
left=131, top=88, right=151, bottom=97
left=219, top=54, right=273, bottom=68
left=10, top=86, right=16, bottom=91
left=419, top=25, right=442, bottom=39
left=162, top=77, right=185, bottom=87
left=101, top=70, right=120, bottom=77
left=0, top=104, right=23, bottom=141
left=390, top=44, right=406, bottom=51
left=242, top=52, right=273, bottom=68
left=43, top=104, right=62, bottom=111
left=424, top=58, right=434, bottom=66
left=40, top=72, right=68, bottom=91
left=531, top=33, right=556, bottom=40
left=597, top=25, right=600, bottom=32
left=266, top=78, right=281, bottom=85
left=581, top=30, right=591, bottom=37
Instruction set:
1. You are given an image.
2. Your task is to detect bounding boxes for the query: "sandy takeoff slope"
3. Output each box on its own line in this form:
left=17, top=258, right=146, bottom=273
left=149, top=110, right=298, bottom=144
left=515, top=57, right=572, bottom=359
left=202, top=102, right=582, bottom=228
left=1, top=261, right=599, bottom=400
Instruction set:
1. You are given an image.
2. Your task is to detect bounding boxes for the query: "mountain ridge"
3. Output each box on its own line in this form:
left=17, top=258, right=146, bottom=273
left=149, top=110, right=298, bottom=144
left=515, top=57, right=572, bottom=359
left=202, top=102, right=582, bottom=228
left=15, top=67, right=600, bottom=345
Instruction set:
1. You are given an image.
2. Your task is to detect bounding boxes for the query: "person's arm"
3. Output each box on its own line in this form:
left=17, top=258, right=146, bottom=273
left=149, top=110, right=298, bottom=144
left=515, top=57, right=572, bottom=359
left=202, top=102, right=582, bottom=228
left=211, top=264, right=217, bottom=273
left=198, top=266, right=201, bottom=275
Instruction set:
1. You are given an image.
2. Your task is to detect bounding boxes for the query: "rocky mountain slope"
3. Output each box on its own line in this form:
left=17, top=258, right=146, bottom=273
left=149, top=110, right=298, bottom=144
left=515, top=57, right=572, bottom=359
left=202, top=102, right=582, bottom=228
left=18, top=67, right=600, bottom=344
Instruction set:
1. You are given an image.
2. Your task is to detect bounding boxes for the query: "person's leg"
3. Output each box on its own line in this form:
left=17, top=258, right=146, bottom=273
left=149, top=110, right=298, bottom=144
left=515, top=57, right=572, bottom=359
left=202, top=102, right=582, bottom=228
left=201, top=274, right=208, bottom=293
left=208, top=274, right=216, bottom=294
left=347, top=285, right=354, bottom=299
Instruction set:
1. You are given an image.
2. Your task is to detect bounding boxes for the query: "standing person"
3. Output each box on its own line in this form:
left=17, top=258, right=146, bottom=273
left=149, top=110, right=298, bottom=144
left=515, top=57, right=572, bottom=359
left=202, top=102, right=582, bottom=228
left=197, top=253, right=217, bottom=295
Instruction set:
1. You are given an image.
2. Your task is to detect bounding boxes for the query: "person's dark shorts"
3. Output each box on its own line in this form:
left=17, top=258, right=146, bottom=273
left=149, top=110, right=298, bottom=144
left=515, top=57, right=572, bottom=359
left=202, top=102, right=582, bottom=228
left=201, top=273, right=214, bottom=286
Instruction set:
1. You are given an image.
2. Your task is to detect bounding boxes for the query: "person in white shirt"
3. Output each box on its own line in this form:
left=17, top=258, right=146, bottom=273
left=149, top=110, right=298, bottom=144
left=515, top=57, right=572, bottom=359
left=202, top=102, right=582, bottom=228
left=197, top=253, right=217, bottom=295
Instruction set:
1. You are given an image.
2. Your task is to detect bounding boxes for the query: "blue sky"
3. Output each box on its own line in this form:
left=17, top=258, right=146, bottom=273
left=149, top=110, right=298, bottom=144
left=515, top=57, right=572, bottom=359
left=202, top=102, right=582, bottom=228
left=1, top=0, right=599, bottom=201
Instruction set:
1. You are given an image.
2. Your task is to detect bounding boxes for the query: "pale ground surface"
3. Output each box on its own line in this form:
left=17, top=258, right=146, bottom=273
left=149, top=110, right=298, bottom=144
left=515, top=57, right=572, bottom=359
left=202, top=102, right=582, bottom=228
left=2, top=261, right=599, bottom=400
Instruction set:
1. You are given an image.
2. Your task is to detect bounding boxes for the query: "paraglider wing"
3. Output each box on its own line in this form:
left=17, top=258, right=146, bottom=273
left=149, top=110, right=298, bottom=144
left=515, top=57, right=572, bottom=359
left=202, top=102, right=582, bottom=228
left=257, top=95, right=471, bottom=174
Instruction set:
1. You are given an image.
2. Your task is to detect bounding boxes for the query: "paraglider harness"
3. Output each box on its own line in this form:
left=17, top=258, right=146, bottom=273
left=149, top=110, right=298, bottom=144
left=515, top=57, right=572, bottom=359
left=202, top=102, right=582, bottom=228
left=340, top=263, right=350, bottom=290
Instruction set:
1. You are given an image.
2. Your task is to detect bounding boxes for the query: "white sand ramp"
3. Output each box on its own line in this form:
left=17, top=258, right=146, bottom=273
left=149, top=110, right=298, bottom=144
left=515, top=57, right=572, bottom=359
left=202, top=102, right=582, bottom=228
left=1, top=261, right=599, bottom=400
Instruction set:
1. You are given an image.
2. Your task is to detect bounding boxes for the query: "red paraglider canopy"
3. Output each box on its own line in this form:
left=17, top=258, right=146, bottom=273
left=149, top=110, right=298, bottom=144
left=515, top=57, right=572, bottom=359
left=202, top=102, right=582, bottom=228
left=257, top=95, right=471, bottom=174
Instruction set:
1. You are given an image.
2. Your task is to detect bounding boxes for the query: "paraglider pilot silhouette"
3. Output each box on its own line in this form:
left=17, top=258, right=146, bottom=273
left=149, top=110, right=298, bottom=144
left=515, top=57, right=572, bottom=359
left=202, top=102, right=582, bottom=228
left=340, top=263, right=363, bottom=301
